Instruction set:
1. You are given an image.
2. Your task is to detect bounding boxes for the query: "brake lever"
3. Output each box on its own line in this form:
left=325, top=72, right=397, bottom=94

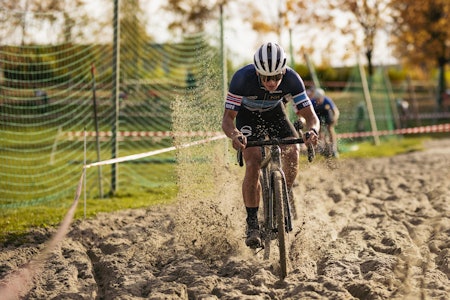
left=237, top=149, right=243, bottom=167
left=305, top=132, right=315, bottom=162
left=237, top=136, right=244, bottom=167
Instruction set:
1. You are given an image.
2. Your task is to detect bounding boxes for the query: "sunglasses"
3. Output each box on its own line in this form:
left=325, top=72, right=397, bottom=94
left=259, top=73, right=283, bottom=82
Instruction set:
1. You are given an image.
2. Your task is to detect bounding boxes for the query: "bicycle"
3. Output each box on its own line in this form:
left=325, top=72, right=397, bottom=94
left=237, top=131, right=314, bottom=279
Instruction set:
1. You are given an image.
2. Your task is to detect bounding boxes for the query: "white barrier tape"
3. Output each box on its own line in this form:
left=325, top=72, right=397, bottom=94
left=85, top=134, right=227, bottom=168
left=337, top=123, right=450, bottom=139
left=0, top=169, right=85, bottom=300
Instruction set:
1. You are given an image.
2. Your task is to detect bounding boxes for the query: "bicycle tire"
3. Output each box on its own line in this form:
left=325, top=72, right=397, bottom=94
left=260, top=167, right=271, bottom=260
left=272, top=170, right=288, bottom=279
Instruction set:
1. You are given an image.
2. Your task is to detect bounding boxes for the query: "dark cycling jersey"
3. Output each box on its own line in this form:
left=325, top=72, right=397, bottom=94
left=225, top=64, right=311, bottom=112
left=224, top=64, right=312, bottom=141
left=311, top=96, right=337, bottom=125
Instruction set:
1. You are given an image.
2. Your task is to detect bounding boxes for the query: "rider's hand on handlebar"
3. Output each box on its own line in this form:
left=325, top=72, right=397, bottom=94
left=231, top=133, right=246, bottom=150
left=304, top=129, right=319, bottom=146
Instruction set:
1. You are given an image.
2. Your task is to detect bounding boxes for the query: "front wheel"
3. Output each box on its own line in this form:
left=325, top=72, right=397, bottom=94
left=260, top=168, right=272, bottom=260
left=272, top=171, right=288, bottom=279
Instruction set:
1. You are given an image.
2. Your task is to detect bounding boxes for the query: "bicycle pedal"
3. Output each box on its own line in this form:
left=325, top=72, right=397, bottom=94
left=248, top=243, right=262, bottom=250
left=255, top=246, right=265, bottom=254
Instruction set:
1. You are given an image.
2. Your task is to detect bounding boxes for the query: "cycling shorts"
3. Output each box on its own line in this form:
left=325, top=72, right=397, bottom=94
left=235, top=102, right=298, bottom=141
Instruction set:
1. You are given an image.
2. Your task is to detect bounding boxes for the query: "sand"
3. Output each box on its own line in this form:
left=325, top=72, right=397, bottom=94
left=1, top=139, right=449, bottom=299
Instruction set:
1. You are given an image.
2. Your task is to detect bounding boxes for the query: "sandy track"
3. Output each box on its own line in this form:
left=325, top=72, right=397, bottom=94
left=1, top=139, right=449, bottom=299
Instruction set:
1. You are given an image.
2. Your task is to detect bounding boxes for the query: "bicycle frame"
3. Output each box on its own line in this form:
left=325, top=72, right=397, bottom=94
left=259, top=144, right=293, bottom=239
left=237, top=136, right=314, bottom=279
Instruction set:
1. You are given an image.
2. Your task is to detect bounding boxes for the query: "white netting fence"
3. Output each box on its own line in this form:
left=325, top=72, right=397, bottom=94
left=0, top=5, right=225, bottom=208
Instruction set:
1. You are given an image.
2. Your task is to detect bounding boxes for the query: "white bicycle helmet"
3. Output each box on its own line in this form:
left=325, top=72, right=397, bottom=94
left=314, top=88, right=326, bottom=98
left=253, top=42, right=287, bottom=76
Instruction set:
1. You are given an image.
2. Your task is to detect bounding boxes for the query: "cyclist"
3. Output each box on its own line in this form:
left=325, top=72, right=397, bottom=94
left=309, top=88, right=340, bottom=158
left=221, top=42, right=320, bottom=248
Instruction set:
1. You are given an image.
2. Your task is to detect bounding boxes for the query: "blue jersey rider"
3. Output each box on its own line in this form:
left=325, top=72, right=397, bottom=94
left=221, top=42, right=320, bottom=248
left=310, top=88, right=340, bottom=158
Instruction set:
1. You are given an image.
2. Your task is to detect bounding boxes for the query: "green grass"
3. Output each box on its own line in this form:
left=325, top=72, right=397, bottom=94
left=0, top=132, right=178, bottom=244
left=338, top=136, right=428, bottom=158
left=0, top=186, right=177, bottom=245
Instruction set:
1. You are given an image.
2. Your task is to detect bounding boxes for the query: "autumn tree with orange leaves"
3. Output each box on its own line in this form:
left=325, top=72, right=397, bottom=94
left=388, top=0, right=449, bottom=109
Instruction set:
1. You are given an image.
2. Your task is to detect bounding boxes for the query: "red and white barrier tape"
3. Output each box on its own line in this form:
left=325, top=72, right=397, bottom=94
left=66, top=124, right=450, bottom=141
left=337, top=123, right=450, bottom=139
left=66, top=130, right=223, bottom=138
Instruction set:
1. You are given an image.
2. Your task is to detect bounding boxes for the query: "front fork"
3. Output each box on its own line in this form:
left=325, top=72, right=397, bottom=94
left=267, top=145, right=293, bottom=233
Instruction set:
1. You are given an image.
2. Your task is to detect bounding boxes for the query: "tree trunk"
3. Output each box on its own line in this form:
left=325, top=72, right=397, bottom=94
left=366, top=49, right=373, bottom=77
left=437, top=57, right=446, bottom=110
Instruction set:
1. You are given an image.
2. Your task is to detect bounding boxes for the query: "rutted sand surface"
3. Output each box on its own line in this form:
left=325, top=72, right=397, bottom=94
left=1, top=139, right=449, bottom=299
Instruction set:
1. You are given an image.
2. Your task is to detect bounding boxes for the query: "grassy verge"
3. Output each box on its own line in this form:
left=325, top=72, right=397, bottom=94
left=0, top=186, right=177, bottom=245
left=339, top=136, right=428, bottom=158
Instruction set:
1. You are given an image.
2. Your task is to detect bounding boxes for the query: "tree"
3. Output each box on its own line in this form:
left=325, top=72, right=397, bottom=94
left=326, top=0, right=390, bottom=76
left=0, top=0, right=89, bottom=45
left=34, top=0, right=88, bottom=43
left=388, top=0, right=449, bottom=109
left=246, top=0, right=389, bottom=74
left=0, top=0, right=32, bottom=45
left=120, top=0, right=153, bottom=80
left=163, top=0, right=230, bottom=35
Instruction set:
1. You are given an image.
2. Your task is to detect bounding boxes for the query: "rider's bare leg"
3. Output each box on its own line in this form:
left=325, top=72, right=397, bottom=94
left=242, top=147, right=263, bottom=247
left=328, top=124, right=339, bottom=157
left=281, top=144, right=299, bottom=189
left=282, top=144, right=300, bottom=219
left=242, top=147, right=262, bottom=209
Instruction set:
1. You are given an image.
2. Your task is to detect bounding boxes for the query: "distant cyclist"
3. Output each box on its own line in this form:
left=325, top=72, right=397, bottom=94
left=309, top=88, right=340, bottom=158
left=221, top=42, right=320, bottom=248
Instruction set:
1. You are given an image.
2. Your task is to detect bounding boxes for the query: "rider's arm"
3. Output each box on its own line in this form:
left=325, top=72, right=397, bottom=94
left=297, top=105, right=320, bottom=143
left=222, top=109, right=246, bottom=150
left=328, top=98, right=340, bottom=123
left=332, top=104, right=340, bottom=123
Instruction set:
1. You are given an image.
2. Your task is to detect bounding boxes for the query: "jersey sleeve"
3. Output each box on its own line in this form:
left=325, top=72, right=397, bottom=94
left=291, top=90, right=312, bottom=113
left=224, top=66, right=250, bottom=111
left=284, top=70, right=312, bottom=113
left=225, top=91, right=242, bottom=111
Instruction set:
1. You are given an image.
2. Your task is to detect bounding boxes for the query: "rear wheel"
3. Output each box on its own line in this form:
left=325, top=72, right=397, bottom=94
left=273, top=171, right=288, bottom=279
